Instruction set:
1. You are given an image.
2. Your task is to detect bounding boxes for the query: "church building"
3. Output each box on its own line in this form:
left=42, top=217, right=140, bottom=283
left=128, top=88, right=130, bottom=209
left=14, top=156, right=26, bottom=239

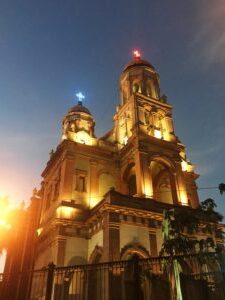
left=34, top=50, right=199, bottom=268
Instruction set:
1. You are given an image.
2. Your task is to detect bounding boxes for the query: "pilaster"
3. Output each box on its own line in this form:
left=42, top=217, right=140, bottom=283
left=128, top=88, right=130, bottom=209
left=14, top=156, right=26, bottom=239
left=56, top=238, right=66, bottom=266
left=60, top=155, right=74, bottom=201
left=135, top=151, right=153, bottom=197
left=175, top=164, right=188, bottom=205
left=90, top=160, right=98, bottom=205
left=102, top=213, right=120, bottom=261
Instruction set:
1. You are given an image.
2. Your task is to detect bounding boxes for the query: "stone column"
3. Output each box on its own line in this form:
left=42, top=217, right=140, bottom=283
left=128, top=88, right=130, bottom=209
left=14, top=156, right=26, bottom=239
left=102, top=213, right=120, bottom=262
left=135, top=150, right=145, bottom=196
left=90, top=160, right=98, bottom=207
left=175, top=164, right=188, bottom=205
left=135, top=151, right=153, bottom=197
left=56, top=238, right=66, bottom=266
left=102, top=212, right=121, bottom=300
left=169, top=171, right=179, bottom=205
left=164, top=115, right=176, bottom=142
left=142, top=153, right=153, bottom=198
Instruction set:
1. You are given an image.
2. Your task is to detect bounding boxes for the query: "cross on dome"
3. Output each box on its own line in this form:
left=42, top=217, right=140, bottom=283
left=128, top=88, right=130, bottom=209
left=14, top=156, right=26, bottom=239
left=76, top=92, right=85, bottom=105
left=132, top=49, right=141, bottom=59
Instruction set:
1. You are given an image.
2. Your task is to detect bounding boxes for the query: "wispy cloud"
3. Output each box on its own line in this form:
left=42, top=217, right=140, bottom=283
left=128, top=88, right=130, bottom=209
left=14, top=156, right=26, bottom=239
left=190, top=1, right=225, bottom=68
left=191, top=138, right=225, bottom=177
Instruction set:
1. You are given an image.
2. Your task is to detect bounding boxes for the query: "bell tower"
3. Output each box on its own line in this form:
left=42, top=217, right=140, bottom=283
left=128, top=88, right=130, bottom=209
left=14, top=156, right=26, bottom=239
left=115, top=50, right=176, bottom=145
left=114, top=50, right=199, bottom=207
left=120, top=49, right=160, bottom=105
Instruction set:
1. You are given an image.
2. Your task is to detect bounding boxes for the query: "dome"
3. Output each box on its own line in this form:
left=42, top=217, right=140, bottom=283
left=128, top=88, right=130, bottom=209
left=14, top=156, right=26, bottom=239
left=68, top=103, right=91, bottom=115
left=123, top=58, right=155, bottom=73
left=62, top=101, right=96, bottom=142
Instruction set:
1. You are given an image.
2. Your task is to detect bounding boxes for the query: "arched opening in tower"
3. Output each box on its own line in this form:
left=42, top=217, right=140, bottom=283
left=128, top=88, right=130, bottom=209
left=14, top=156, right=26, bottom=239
left=150, top=161, right=175, bottom=204
left=123, top=163, right=137, bottom=196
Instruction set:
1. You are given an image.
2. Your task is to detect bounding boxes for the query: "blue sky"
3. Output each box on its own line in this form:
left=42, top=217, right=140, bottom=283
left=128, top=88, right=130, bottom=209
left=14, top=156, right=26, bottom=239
left=0, top=0, right=225, bottom=214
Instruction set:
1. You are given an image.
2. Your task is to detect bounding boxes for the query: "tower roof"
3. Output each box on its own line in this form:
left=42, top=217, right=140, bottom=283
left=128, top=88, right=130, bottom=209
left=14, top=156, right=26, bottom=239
left=68, top=102, right=91, bottom=115
left=123, top=58, right=155, bottom=73
left=122, top=50, right=155, bottom=73
left=123, top=49, right=156, bottom=73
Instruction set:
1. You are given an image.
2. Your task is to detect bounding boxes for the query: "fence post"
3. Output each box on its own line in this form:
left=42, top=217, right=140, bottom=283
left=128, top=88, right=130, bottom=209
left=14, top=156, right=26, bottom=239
left=45, top=262, right=55, bottom=300
left=132, top=255, right=142, bottom=300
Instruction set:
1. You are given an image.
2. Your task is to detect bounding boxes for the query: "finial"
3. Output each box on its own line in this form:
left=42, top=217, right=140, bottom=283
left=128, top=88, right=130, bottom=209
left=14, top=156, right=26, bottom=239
left=49, top=149, right=54, bottom=157
left=132, top=49, right=141, bottom=60
left=76, top=92, right=85, bottom=105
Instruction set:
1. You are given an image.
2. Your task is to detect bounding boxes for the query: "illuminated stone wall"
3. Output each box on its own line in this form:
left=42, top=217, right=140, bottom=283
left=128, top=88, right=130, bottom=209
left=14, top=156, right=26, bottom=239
left=34, top=53, right=201, bottom=268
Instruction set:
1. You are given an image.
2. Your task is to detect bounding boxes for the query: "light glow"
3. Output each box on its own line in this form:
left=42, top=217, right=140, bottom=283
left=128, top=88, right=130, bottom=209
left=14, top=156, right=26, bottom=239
left=181, top=160, right=194, bottom=172
left=37, top=227, right=43, bottom=236
left=144, top=183, right=153, bottom=198
left=76, top=92, right=85, bottom=103
left=0, top=196, right=12, bottom=232
left=0, top=249, right=7, bottom=273
left=133, top=49, right=141, bottom=59
left=76, top=131, right=90, bottom=144
left=123, top=135, right=128, bottom=145
left=180, top=191, right=188, bottom=206
left=89, top=197, right=99, bottom=209
left=74, top=131, right=92, bottom=145
left=56, top=206, right=76, bottom=219
left=0, top=220, right=11, bottom=230
left=154, top=129, right=162, bottom=139
left=181, top=160, right=188, bottom=172
left=61, top=134, right=67, bottom=141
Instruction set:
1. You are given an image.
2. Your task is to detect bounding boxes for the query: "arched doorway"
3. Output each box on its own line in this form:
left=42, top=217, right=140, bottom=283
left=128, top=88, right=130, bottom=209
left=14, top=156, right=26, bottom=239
left=120, top=244, right=149, bottom=300
left=53, top=256, right=87, bottom=300
left=88, top=247, right=103, bottom=300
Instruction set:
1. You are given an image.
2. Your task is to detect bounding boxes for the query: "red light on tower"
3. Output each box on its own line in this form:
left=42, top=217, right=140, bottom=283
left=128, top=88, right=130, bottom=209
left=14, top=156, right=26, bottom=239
left=133, top=49, right=141, bottom=59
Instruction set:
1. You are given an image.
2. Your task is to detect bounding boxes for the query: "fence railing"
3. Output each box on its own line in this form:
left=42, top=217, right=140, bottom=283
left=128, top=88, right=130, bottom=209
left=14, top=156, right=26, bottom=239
left=1, top=252, right=225, bottom=300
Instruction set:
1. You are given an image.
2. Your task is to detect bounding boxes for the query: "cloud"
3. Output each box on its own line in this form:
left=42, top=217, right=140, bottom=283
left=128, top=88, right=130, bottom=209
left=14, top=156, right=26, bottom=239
left=190, top=1, right=225, bottom=67
left=191, top=138, right=225, bottom=177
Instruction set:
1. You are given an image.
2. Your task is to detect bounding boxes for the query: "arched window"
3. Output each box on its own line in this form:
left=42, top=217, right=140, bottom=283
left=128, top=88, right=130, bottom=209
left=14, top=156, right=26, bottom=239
left=132, top=80, right=142, bottom=94
left=146, top=79, right=153, bottom=97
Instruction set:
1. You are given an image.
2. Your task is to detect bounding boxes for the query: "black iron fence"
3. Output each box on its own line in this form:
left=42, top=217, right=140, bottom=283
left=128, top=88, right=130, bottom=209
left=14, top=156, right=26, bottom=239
left=1, top=252, right=225, bottom=300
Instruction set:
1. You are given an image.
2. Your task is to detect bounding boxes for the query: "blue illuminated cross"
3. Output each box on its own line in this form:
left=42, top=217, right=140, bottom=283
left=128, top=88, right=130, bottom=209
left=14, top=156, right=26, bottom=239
left=76, top=92, right=85, bottom=104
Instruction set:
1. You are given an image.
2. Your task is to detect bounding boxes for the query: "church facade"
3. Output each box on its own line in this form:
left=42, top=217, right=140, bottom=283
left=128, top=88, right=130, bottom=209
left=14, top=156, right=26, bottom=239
left=34, top=51, right=199, bottom=268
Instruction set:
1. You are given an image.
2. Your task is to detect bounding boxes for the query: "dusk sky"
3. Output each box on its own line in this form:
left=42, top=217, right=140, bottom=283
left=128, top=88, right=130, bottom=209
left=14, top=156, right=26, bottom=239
left=0, top=1, right=225, bottom=214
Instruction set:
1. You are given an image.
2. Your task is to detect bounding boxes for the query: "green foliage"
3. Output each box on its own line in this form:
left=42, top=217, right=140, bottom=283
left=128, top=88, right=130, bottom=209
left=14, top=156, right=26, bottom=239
left=219, top=183, right=225, bottom=195
left=160, top=198, right=223, bottom=257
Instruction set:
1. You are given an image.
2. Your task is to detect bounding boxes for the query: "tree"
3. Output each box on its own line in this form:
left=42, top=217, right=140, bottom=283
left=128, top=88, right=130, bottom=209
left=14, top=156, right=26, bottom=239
left=219, top=183, right=225, bottom=195
left=160, top=199, right=224, bottom=300
left=160, top=198, right=223, bottom=257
